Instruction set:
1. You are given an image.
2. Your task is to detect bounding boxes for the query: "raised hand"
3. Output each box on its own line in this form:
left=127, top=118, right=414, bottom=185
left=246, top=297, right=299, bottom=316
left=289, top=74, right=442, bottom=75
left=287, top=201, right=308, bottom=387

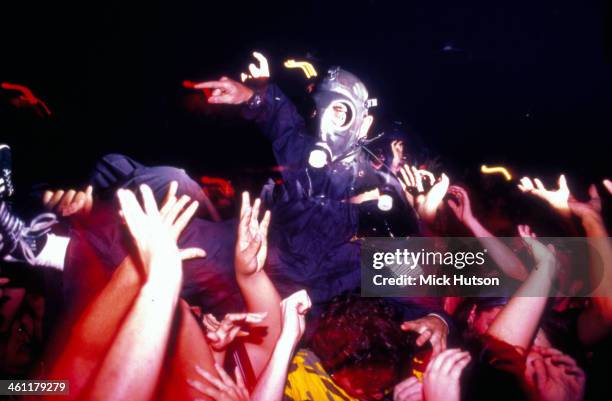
left=194, top=77, right=254, bottom=105
left=158, top=181, right=207, bottom=261
left=401, top=315, right=448, bottom=357
left=568, top=184, right=602, bottom=222
left=518, top=174, right=570, bottom=216
left=43, top=186, right=94, bottom=218
left=189, top=364, right=250, bottom=401
left=203, top=312, right=267, bottom=352
left=393, top=376, right=423, bottom=401
left=279, top=289, right=311, bottom=346
left=390, top=140, right=405, bottom=173
left=1, top=82, right=52, bottom=116
left=117, top=185, right=202, bottom=281
left=447, top=185, right=475, bottom=225
left=398, top=165, right=435, bottom=195
left=422, top=349, right=471, bottom=401
left=419, top=173, right=450, bottom=222
left=603, top=179, right=612, bottom=195
left=517, top=224, right=558, bottom=270
left=397, top=164, right=448, bottom=221
left=235, top=192, right=271, bottom=276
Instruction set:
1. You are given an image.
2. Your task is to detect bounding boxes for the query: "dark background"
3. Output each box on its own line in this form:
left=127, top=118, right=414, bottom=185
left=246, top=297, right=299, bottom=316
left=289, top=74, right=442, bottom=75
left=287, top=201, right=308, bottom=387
left=1, top=0, right=610, bottom=194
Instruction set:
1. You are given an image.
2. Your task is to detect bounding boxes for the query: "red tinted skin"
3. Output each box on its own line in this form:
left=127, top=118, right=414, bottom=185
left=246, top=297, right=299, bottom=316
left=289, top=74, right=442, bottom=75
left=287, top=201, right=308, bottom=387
left=332, top=364, right=397, bottom=401
left=470, top=306, right=503, bottom=336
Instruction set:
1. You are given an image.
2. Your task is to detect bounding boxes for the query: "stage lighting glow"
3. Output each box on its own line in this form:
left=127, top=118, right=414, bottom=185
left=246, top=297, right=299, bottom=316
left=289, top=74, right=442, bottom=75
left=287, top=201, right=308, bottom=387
left=481, top=164, right=512, bottom=181
left=242, top=51, right=270, bottom=82
left=284, top=59, right=318, bottom=78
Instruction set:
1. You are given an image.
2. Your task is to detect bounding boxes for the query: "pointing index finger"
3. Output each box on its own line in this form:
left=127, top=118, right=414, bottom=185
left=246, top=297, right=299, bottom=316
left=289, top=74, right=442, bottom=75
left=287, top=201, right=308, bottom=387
left=193, top=80, right=231, bottom=90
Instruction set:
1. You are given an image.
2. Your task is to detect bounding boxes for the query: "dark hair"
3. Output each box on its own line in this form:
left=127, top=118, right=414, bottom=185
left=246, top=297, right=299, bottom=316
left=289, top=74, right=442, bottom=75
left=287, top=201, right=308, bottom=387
left=311, top=292, right=413, bottom=379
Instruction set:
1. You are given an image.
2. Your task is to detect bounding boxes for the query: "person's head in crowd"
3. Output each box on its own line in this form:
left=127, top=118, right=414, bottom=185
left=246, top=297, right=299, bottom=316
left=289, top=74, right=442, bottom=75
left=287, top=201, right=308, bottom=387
left=307, top=67, right=376, bottom=169
left=460, top=296, right=552, bottom=349
left=462, top=297, right=508, bottom=339
left=311, top=292, right=413, bottom=400
left=0, top=286, right=44, bottom=377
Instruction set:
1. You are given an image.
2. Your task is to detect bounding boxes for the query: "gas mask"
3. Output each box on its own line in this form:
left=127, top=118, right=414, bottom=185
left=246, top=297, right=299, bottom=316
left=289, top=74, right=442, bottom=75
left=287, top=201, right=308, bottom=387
left=308, top=67, right=377, bottom=169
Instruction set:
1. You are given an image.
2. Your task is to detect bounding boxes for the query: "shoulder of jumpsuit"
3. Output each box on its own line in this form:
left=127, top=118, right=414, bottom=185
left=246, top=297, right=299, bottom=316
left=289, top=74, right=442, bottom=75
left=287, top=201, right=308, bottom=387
left=240, top=82, right=310, bottom=139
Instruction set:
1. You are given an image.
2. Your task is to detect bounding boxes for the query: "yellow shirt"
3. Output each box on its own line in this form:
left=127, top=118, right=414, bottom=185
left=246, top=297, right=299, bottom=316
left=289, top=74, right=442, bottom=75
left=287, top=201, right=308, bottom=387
left=284, top=349, right=360, bottom=401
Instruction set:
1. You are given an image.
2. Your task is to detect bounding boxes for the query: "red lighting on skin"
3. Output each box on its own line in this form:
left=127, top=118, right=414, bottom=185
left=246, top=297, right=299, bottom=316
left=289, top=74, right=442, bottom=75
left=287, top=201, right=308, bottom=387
left=1, top=82, right=52, bottom=116
left=182, top=80, right=212, bottom=98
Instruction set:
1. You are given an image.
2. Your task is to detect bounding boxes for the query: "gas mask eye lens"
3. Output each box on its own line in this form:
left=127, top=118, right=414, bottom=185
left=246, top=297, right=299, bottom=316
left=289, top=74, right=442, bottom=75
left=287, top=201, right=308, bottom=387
left=324, top=100, right=354, bottom=132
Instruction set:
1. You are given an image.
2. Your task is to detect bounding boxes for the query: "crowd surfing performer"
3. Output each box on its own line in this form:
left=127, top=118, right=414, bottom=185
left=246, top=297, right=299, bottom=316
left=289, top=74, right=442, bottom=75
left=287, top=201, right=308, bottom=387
left=0, top=68, right=440, bottom=320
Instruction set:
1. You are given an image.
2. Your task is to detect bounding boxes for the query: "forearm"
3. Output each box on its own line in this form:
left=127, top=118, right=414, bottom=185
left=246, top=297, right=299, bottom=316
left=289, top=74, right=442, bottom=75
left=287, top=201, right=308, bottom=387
left=84, top=270, right=182, bottom=401
left=465, top=218, right=528, bottom=281
left=48, top=256, right=142, bottom=395
left=251, top=337, right=296, bottom=401
left=236, top=271, right=282, bottom=377
left=578, top=215, right=612, bottom=344
left=487, top=261, right=555, bottom=350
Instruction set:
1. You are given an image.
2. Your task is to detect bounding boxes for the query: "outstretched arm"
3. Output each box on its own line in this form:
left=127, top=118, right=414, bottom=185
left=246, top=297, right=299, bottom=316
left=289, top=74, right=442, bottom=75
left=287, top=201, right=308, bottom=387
left=234, top=191, right=282, bottom=378
left=193, top=77, right=311, bottom=171
left=78, top=185, right=201, bottom=401
left=486, top=225, right=558, bottom=351
left=571, top=184, right=612, bottom=345
left=251, top=290, right=311, bottom=401
left=46, top=182, right=203, bottom=399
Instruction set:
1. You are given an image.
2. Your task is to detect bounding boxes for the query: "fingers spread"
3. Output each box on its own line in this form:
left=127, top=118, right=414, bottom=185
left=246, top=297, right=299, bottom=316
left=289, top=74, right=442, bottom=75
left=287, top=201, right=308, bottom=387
left=139, top=185, right=159, bottom=216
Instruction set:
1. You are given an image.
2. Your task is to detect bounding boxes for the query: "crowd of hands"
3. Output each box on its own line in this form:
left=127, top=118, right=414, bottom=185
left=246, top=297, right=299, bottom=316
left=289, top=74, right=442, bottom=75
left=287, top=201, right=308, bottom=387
left=1, top=63, right=609, bottom=401
left=2, top=161, right=609, bottom=401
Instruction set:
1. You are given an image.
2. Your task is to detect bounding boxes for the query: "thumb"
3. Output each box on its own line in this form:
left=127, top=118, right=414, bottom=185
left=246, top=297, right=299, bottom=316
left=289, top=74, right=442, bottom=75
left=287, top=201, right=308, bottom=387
left=558, top=174, right=568, bottom=190
left=179, top=248, right=207, bottom=260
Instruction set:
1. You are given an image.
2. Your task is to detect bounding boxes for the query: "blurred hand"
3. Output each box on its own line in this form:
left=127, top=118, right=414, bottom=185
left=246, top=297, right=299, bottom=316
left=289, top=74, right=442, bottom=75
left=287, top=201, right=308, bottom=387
left=517, top=224, right=557, bottom=269
left=42, top=186, right=94, bottom=219
left=279, top=289, right=311, bottom=346
left=447, top=185, right=475, bottom=225
left=390, top=140, right=405, bottom=173
left=419, top=173, right=450, bottom=222
left=524, top=347, right=585, bottom=401
left=157, top=181, right=207, bottom=261
left=1, top=82, right=52, bottom=116
left=194, top=77, right=254, bottom=104
left=603, top=179, right=612, bottom=195
left=568, top=184, right=602, bottom=222
left=117, top=185, right=202, bottom=282
left=202, top=312, right=267, bottom=352
left=398, top=165, right=435, bottom=195
left=422, top=349, right=471, bottom=401
left=235, top=192, right=271, bottom=276
left=397, top=164, right=448, bottom=221
left=188, top=364, right=250, bottom=401
left=401, top=315, right=448, bottom=357
left=393, top=376, right=423, bottom=401
left=518, top=175, right=570, bottom=216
